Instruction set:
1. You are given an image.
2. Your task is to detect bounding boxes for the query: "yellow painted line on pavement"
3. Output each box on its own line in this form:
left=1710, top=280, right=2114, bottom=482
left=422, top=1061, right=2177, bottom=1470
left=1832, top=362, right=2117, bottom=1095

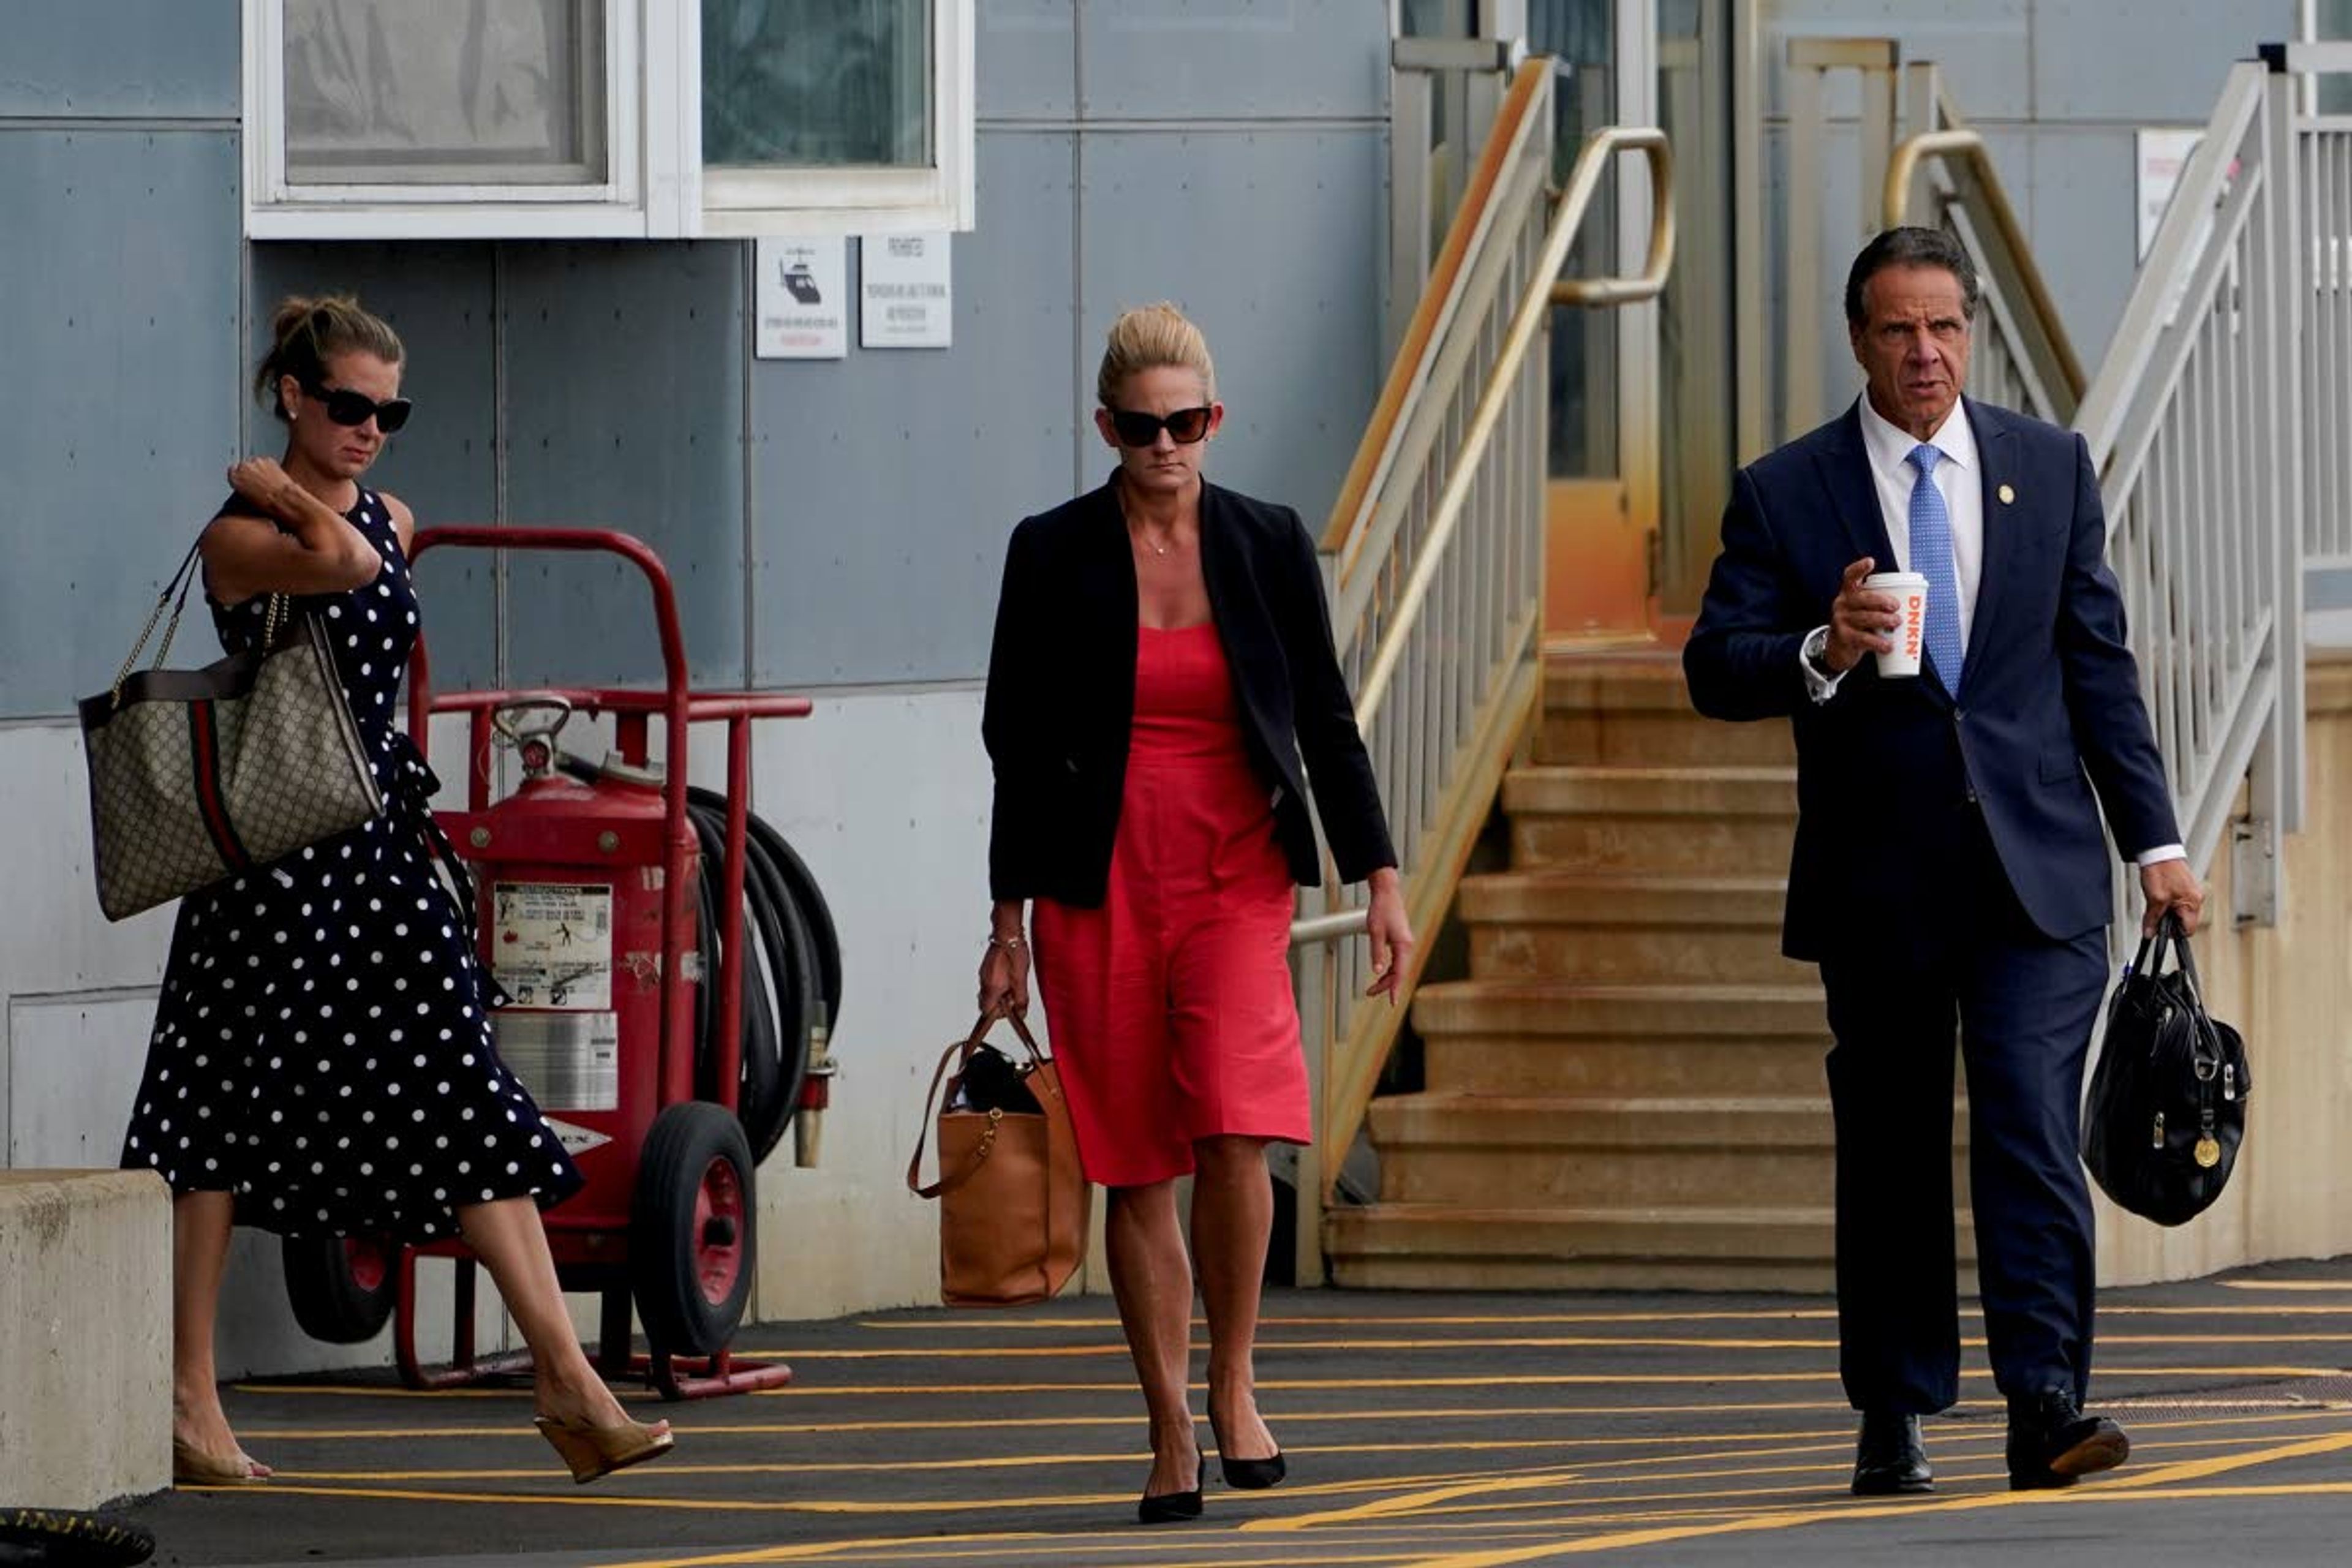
left=231, top=1400, right=1856, bottom=1442
left=852, top=1302, right=2352, bottom=1333
left=2221, top=1280, right=2352, bottom=1292
left=781, top=1330, right=2352, bottom=1359
left=854, top=1311, right=1844, bottom=1330
left=1245, top=1422, right=2352, bottom=1531
left=2095, top=1429, right=2352, bottom=1486
left=254, top=1415, right=2352, bottom=1504
left=233, top=1364, right=2347, bottom=1400
left=1389, top=1476, right=2352, bottom=1564
left=1251, top=1471, right=1591, bottom=1534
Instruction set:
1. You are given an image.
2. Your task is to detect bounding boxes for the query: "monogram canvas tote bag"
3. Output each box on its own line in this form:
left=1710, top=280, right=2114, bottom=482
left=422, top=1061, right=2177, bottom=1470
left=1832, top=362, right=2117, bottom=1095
left=80, top=537, right=383, bottom=922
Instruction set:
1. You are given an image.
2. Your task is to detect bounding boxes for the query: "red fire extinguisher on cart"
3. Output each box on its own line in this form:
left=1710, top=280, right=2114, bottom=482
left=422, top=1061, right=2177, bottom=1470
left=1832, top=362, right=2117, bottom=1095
left=280, top=528, right=838, bottom=1402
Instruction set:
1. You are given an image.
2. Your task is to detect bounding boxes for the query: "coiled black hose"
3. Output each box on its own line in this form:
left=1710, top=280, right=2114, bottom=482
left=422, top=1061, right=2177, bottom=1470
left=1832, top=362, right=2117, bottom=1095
left=555, top=756, right=840, bottom=1165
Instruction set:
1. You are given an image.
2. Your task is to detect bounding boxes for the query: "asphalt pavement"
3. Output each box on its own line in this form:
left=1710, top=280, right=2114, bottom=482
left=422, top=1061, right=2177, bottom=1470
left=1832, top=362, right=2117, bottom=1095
left=124, top=1256, right=2352, bottom=1567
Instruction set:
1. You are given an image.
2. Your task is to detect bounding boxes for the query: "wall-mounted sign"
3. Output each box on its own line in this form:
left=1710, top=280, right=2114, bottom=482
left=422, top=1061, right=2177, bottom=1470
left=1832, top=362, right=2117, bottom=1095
left=755, top=236, right=847, bottom=360
left=2136, top=128, right=2203, bottom=261
left=860, top=232, right=953, bottom=349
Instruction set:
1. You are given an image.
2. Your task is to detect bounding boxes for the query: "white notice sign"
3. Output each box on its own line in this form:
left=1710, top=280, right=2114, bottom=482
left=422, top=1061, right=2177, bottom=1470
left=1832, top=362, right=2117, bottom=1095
left=2136, top=128, right=2204, bottom=261
left=755, top=237, right=848, bottom=359
left=492, top=882, right=613, bottom=1011
left=860, top=232, right=953, bottom=349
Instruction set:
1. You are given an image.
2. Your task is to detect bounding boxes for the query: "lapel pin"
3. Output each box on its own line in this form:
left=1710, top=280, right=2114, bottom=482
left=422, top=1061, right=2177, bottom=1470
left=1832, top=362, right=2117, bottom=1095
left=1998, top=483, right=2016, bottom=505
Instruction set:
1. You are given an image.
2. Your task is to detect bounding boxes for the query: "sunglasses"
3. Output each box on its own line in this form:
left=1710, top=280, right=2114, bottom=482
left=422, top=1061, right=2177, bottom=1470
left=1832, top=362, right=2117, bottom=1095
left=1107, top=406, right=1213, bottom=447
left=302, top=378, right=413, bottom=434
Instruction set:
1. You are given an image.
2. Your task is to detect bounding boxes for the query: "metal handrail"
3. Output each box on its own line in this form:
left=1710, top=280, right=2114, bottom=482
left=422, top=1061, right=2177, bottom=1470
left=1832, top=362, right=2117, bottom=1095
left=1289, top=50, right=1674, bottom=1227
left=2064, top=55, right=2307, bottom=927
left=1352, top=124, right=1673, bottom=722
left=1883, top=126, right=2087, bottom=402
left=1324, top=62, right=1549, bottom=565
left=2073, top=65, right=2266, bottom=470
left=1551, top=129, right=1675, bottom=307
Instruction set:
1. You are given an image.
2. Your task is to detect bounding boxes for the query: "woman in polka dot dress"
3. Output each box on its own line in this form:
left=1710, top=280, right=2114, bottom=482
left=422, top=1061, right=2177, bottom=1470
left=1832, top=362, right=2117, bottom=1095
left=122, top=295, right=673, bottom=1488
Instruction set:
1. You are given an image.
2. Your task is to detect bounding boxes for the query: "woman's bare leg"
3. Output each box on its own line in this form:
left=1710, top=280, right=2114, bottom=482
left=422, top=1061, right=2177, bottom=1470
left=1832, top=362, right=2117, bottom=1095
left=1192, top=1136, right=1278, bottom=1462
left=455, top=1196, right=656, bottom=1433
left=171, top=1191, right=271, bottom=1476
left=1106, top=1179, right=1202, bottom=1496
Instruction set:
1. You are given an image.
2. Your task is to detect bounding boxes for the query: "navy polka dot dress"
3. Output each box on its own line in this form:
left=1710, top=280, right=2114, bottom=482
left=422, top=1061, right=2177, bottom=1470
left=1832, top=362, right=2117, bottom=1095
left=120, top=488, right=584, bottom=1239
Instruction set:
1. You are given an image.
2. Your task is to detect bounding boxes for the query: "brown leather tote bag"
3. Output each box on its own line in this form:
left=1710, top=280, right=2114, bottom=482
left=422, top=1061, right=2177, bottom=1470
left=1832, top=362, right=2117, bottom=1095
left=906, top=1012, right=1091, bottom=1306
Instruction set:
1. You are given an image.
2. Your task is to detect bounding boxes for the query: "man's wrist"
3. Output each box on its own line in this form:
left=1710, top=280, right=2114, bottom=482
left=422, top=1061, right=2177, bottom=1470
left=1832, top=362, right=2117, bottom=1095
left=1803, top=625, right=1839, bottom=676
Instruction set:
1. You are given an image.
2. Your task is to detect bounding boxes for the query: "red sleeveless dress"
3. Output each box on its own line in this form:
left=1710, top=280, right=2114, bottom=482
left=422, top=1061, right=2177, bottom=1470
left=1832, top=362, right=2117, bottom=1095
left=1031, top=622, right=1311, bottom=1187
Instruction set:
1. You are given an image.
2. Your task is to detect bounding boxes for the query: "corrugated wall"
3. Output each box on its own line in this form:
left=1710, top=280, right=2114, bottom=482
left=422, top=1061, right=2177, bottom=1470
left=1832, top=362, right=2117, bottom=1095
left=243, top=1, right=1389, bottom=698
left=1763, top=0, right=2303, bottom=436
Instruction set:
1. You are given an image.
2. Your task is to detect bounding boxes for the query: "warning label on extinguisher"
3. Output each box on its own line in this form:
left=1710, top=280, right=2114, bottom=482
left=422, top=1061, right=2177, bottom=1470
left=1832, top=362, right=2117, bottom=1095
left=493, top=883, right=614, bottom=1011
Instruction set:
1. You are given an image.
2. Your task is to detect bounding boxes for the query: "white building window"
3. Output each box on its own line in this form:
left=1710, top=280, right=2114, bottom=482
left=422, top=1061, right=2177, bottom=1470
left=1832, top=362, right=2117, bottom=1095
left=243, top=0, right=974, bottom=239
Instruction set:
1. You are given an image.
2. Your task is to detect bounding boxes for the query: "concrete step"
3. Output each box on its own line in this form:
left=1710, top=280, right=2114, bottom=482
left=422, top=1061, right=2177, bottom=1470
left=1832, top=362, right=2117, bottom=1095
left=1366, top=1093, right=1969, bottom=1207
left=1541, top=654, right=1795, bottom=767
left=1503, top=766, right=1796, bottom=874
left=1457, top=872, right=1809, bottom=984
left=1324, top=1203, right=1977, bottom=1294
left=1412, top=980, right=1828, bottom=1096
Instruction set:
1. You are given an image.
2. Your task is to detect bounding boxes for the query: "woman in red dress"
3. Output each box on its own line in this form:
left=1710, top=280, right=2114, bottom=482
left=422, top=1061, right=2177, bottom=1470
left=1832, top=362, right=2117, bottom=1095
left=979, top=304, right=1412, bottom=1523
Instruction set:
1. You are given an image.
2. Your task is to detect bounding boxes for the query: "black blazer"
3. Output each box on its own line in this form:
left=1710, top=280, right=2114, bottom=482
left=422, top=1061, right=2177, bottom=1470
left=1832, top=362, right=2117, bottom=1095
left=1684, top=398, right=2180, bottom=960
left=983, top=477, right=1396, bottom=906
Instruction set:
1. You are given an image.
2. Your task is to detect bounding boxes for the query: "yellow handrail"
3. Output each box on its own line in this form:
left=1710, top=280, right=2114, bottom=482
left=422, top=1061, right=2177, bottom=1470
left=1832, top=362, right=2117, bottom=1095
left=1883, top=127, right=2087, bottom=402
left=1324, top=61, right=1550, bottom=563
left=1312, top=118, right=1673, bottom=1204
left=1553, top=131, right=1676, bottom=307
left=1351, top=124, right=1673, bottom=726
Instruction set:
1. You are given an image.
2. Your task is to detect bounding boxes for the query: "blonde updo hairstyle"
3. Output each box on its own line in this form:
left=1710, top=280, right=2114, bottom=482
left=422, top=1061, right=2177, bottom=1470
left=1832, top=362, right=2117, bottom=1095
left=1096, top=302, right=1216, bottom=407
left=254, top=293, right=404, bottom=423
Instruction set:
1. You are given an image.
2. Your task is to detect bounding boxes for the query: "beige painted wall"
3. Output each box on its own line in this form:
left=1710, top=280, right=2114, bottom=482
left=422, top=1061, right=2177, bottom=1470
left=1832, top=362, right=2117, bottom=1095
left=2097, top=652, right=2352, bottom=1286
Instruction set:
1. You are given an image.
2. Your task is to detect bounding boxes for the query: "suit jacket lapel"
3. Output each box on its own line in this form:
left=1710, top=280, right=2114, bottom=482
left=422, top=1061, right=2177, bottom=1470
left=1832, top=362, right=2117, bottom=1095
left=1963, top=398, right=2016, bottom=701
left=1814, top=402, right=1898, bottom=571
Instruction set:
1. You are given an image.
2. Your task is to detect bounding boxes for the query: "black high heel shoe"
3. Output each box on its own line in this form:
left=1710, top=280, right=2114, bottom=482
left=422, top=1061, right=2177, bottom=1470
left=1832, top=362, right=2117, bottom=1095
left=1210, top=1414, right=1287, bottom=1490
left=1137, top=1457, right=1205, bottom=1525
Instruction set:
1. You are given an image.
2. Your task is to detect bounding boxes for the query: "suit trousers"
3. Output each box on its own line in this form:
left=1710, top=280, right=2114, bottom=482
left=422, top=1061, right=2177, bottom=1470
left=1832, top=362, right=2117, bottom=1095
left=1817, top=798, right=2109, bottom=1415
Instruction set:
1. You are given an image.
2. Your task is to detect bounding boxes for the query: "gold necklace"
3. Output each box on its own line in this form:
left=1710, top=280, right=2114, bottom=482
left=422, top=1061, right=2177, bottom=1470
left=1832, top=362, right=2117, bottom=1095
left=1117, top=480, right=1180, bottom=557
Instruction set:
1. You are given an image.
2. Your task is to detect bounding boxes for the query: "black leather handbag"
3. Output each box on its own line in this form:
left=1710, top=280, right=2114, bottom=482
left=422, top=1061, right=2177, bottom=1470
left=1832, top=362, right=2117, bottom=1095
left=2082, top=912, right=2250, bottom=1226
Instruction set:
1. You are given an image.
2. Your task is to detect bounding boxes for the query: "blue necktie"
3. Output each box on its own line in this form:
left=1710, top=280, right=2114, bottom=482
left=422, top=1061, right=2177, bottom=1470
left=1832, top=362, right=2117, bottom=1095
left=1906, top=443, right=1964, bottom=692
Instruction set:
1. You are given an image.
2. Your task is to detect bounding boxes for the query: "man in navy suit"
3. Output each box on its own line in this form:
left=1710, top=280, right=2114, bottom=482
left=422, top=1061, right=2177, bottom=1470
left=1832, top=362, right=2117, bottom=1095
left=1684, top=228, right=2204, bottom=1494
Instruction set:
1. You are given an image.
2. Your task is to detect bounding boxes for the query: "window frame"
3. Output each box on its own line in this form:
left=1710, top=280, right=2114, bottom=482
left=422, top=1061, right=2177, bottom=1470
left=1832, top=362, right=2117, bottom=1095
left=241, top=0, right=975, bottom=240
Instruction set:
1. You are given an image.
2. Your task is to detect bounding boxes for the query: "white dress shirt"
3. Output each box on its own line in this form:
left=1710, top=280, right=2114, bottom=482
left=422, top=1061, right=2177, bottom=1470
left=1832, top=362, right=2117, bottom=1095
left=1800, top=398, right=2183, bottom=867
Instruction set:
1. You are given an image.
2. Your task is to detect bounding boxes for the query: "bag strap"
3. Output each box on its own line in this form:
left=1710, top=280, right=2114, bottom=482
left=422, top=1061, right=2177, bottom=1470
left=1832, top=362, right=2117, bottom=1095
left=905, top=1012, right=1044, bottom=1200
left=108, top=533, right=296, bottom=709
left=108, top=538, right=204, bottom=708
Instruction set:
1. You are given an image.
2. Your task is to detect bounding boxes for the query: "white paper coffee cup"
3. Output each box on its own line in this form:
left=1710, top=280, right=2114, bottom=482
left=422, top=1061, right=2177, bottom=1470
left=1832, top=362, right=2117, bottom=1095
left=1863, top=571, right=1929, bottom=677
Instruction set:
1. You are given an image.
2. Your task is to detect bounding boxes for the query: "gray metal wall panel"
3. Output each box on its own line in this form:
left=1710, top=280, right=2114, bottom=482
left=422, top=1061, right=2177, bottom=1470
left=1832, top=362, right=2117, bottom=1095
left=2027, top=129, right=2139, bottom=374
left=1079, top=126, right=1384, bottom=534
left=1765, top=4, right=2030, bottom=121
left=2030, top=0, right=2295, bottom=121
left=0, top=1, right=240, bottom=117
left=750, top=131, right=1079, bottom=687
left=247, top=245, right=503, bottom=695
left=1079, top=0, right=1387, bottom=120
left=980, top=0, right=1077, bottom=121
left=0, top=129, right=241, bottom=719
left=500, top=243, right=749, bottom=691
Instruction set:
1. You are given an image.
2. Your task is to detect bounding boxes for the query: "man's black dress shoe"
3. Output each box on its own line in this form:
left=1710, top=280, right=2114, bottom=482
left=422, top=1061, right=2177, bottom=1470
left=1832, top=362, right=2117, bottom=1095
left=1851, top=1411, right=1934, bottom=1495
left=2005, top=1390, right=2129, bottom=1490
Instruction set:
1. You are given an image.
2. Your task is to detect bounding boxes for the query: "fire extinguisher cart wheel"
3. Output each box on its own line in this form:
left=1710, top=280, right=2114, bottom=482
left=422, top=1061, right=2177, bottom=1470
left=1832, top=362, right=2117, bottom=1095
left=281, top=1232, right=400, bottom=1344
left=631, top=1101, right=758, bottom=1358
left=371, top=526, right=815, bottom=1403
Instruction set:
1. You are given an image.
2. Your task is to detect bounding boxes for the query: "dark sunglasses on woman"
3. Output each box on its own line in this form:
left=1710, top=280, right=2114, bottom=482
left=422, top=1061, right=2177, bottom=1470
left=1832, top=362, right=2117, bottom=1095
left=1108, top=405, right=1212, bottom=447
left=302, top=378, right=413, bottom=434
